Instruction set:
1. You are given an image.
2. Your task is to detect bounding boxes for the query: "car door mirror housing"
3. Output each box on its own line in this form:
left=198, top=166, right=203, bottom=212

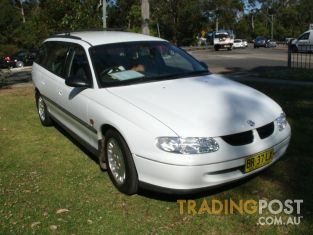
left=65, top=75, right=92, bottom=88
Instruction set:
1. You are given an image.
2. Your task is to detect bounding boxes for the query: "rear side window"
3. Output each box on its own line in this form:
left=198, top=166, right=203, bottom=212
left=36, top=42, right=69, bottom=78
left=36, top=44, right=48, bottom=65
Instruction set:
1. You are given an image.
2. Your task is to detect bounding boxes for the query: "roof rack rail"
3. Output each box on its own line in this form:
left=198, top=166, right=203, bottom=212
left=49, top=32, right=82, bottom=40
left=49, top=28, right=128, bottom=39
left=64, top=28, right=128, bottom=32
left=103, top=27, right=128, bottom=31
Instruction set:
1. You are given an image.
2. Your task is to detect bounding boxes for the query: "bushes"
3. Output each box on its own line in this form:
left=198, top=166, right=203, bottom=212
left=0, top=44, right=19, bottom=57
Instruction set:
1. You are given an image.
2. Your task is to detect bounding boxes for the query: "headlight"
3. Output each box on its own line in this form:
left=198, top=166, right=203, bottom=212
left=156, top=137, right=219, bottom=154
left=276, top=113, right=288, bottom=131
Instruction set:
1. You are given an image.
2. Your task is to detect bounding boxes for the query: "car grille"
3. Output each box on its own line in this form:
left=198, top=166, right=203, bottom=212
left=257, top=122, right=274, bottom=139
left=222, top=130, right=253, bottom=146
left=221, top=122, right=274, bottom=146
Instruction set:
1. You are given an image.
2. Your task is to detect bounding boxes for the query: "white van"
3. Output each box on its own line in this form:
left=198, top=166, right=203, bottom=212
left=291, top=30, right=313, bottom=52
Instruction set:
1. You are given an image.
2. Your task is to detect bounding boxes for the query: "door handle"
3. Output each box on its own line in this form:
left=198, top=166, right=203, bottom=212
left=58, top=90, right=63, bottom=96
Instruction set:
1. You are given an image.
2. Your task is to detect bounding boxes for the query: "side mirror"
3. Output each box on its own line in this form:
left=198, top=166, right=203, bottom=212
left=199, top=61, right=208, bottom=70
left=65, top=75, right=91, bottom=88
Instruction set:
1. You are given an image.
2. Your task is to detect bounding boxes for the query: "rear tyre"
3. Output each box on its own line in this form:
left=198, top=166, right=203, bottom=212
left=35, top=92, right=52, bottom=126
left=104, top=129, right=138, bottom=195
left=214, top=45, right=219, bottom=51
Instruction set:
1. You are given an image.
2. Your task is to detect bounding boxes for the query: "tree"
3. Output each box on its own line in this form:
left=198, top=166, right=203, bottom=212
left=150, top=0, right=209, bottom=45
left=235, top=16, right=250, bottom=39
left=1, top=0, right=312, bottom=52
left=38, top=0, right=102, bottom=32
left=203, top=0, right=244, bottom=31
left=0, top=0, right=21, bottom=55
left=107, top=0, right=141, bottom=30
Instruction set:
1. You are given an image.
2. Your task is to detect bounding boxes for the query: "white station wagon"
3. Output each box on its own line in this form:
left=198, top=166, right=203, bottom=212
left=32, top=31, right=291, bottom=195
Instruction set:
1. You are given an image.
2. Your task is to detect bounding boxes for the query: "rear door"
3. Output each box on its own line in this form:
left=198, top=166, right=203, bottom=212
left=34, top=41, right=70, bottom=119
left=57, top=44, right=98, bottom=150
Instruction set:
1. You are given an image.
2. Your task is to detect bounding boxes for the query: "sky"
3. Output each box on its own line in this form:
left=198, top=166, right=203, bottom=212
left=243, top=0, right=262, bottom=13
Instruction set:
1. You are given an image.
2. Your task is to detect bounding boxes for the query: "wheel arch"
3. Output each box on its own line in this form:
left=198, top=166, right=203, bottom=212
left=99, top=124, right=132, bottom=151
left=101, top=123, right=119, bottom=137
left=34, top=87, right=41, bottom=99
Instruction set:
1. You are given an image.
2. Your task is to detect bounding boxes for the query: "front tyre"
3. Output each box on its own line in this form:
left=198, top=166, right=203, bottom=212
left=35, top=92, right=52, bottom=126
left=104, top=129, right=138, bottom=195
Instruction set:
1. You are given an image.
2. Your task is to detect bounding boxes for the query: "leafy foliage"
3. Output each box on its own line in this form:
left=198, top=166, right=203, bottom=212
left=0, top=0, right=312, bottom=52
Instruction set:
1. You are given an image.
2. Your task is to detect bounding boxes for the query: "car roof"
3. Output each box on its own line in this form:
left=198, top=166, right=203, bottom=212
left=47, top=31, right=166, bottom=46
left=302, top=30, right=313, bottom=34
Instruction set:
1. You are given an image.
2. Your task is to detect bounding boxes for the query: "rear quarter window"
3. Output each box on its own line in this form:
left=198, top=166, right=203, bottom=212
left=36, top=42, right=69, bottom=78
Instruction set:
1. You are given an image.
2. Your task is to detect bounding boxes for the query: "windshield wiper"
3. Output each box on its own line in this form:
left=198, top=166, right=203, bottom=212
left=148, top=70, right=210, bottom=81
left=102, top=70, right=210, bottom=88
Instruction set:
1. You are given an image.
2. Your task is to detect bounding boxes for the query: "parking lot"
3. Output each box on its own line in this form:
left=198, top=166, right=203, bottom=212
left=189, top=45, right=288, bottom=76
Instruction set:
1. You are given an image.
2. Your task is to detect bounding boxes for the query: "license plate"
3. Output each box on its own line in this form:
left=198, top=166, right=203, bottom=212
left=245, top=149, right=273, bottom=173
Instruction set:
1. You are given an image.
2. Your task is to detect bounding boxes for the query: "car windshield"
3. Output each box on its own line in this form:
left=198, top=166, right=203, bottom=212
left=215, top=33, right=229, bottom=38
left=90, top=41, right=208, bottom=87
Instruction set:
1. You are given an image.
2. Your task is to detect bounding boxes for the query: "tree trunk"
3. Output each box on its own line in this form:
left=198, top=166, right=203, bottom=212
left=141, top=0, right=150, bottom=35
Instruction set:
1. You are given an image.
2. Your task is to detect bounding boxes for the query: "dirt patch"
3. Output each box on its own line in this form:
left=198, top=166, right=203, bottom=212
left=0, top=86, right=33, bottom=96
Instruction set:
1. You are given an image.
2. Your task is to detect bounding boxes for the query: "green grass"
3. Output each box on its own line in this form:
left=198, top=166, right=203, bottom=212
left=1, top=85, right=313, bottom=234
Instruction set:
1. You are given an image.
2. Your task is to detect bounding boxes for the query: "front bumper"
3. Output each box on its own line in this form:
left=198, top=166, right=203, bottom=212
left=133, top=135, right=290, bottom=193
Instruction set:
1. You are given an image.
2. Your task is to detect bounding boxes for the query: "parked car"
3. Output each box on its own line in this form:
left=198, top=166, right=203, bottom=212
left=32, top=31, right=291, bottom=195
left=266, top=40, right=277, bottom=48
left=254, top=36, right=267, bottom=48
left=213, top=31, right=234, bottom=51
left=2, top=49, right=37, bottom=68
left=0, top=57, right=7, bottom=69
left=285, top=37, right=294, bottom=44
left=0, top=55, right=13, bottom=68
left=291, top=30, right=313, bottom=52
left=233, top=39, right=245, bottom=48
left=242, top=39, right=248, bottom=47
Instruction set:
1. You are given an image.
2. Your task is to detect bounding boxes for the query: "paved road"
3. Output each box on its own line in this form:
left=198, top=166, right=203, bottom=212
left=189, top=46, right=288, bottom=75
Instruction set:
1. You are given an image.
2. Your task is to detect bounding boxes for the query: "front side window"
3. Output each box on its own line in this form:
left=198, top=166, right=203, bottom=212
left=90, top=41, right=208, bottom=87
left=66, top=45, right=92, bottom=85
left=298, top=32, right=310, bottom=40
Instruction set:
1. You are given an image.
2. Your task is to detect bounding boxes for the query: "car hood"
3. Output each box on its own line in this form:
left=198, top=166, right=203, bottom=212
left=291, top=39, right=297, bottom=45
left=107, top=74, right=282, bottom=137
